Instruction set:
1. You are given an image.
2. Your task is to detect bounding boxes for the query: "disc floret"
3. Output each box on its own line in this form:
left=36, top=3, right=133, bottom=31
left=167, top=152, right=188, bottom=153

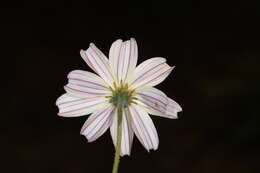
left=108, top=82, right=135, bottom=108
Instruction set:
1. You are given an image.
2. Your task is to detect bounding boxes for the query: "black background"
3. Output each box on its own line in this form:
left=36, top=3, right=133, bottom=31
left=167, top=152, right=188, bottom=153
left=2, top=1, right=260, bottom=173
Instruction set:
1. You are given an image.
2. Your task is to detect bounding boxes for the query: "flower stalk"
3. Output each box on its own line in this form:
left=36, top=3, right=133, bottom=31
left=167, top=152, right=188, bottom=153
left=112, top=103, right=123, bottom=173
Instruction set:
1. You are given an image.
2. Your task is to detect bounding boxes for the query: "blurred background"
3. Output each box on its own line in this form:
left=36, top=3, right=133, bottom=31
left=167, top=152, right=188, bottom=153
left=1, top=0, right=260, bottom=172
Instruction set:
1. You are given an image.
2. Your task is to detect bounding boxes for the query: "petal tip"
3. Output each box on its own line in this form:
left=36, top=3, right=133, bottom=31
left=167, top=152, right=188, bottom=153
left=81, top=134, right=91, bottom=142
left=55, top=99, right=59, bottom=106
left=80, top=132, right=91, bottom=142
left=120, top=152, right=131, bottom=157
left=80, top=127, right=85, bottom=135
left=89, top=43, right=97, bottom=48
left=57, top=112, right=63, bottom=117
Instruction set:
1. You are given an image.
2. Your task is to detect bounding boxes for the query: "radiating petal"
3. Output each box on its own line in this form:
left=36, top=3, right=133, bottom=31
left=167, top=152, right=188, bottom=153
left=129, top=57, right=166, bottom=82
left=56, top=94, right=109, bottom=117
left=135, top=87, right=168, bottom=115
left=109, top=38, right=138, bottom=83
left=130, top=57, right=174, bottom=89
left=165, top=97, right=182, bottom=118
left=109, top=39, right=122, bottom=82
left=135, top=87, right=182, bottom=119
left=64, top=70, right=111, bottom=97
left=80, top=105, right=115, bottom=142
left=110, top=108, right=134, bottom=156
left=126, top=38, right=138, bottom=82
left=80, top=43, right=114, bottom=87
left=129, top=105, right=159, bottom=151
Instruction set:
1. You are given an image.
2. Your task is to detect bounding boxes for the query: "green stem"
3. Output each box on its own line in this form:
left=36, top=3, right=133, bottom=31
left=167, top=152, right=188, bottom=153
left=112, top=105, right=123, bottom=173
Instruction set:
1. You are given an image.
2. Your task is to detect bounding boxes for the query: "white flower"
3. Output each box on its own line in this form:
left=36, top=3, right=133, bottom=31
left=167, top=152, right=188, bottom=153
left=56, top=38, right=182, bottom=156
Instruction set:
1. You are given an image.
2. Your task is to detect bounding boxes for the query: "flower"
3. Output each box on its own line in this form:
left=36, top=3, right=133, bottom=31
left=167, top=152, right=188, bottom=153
left=56, top=38, right=182, bottom=156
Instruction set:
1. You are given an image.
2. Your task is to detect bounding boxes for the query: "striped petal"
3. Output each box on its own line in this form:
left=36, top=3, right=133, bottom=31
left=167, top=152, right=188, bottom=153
left=109, top=39, right=122, bottom=80
left=165, top=97, right=182, bottom=118
left=110, top=108, right=134, bottom=156
left=80, top=105, right=115, bottom=142
left=129, top=105, right=159, bottom=151
left=64, top=70, right=111, bottom=98
left=135, top=87, right=181, bottom=119
left=56, top=94, right=108, bottom=117
left=130, top=58, right=174, bottom=89
left=80, top=43, right=114, bottom=87
left=109, top=38, right=138, bottom=83
left=135, top=87, right=168, bottom=116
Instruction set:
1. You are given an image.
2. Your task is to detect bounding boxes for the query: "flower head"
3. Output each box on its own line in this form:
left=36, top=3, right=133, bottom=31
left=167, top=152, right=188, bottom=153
left=56, top=38, right=182, bottom=156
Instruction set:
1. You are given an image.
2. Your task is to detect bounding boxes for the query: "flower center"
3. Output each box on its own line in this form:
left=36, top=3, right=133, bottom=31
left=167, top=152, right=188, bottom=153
left=109, top=83, right=135, bottom=108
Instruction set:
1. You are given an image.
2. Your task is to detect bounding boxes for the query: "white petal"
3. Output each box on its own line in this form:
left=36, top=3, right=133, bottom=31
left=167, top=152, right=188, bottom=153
left=80, top=43, right=114, bottom=87
left=126, top=38, right=138, bottom=82
left=56, top=94, right=109, bottom=117
left=130, top=57, right=166, bottom=82
left=65, top=70, right=111, bottom=97
left=129, top=105, right=159, bottom=151
left=165, top=97, right=182, bottom=118
left=109, top=39, right=123, bottom=82
left=135, top=87, right=182, bottom=119
left=130, top=58, right=174, bottom=89
left=135, top=87, right=167, bottom=114
left=80, top=49, right=95, bottom=71
left=109, top=38, right=138, bottom=83
left=110, top=108, right=134, bottom=156
left=80, top=105, right=115, bottom=142
left=110, top=111, right=117, bottom=149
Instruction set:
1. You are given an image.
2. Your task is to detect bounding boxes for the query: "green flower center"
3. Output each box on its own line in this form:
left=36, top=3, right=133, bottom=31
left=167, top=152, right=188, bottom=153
left=109, top=83, right=135, bottom=108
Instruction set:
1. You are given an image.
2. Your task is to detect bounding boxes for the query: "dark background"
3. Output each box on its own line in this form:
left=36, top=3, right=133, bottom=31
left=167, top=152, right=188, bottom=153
left=2, top=1, right=260, bottom=172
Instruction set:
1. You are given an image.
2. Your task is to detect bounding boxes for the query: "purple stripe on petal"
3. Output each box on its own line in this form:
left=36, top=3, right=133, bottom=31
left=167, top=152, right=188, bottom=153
left=137, top=96, right=166, bottom=114
left=137, top=93, right=167, bottom=107
left=142, top=89, right=168, bottom=105
left=56, top=97, right=83, bottom=106
left=66, top=83, right=109, bottom=95
left=85, top=110, right=109, bottom=137
left=138, top=66, right=173, bottom=88
left=124, top=41, right=131, bottom=81
left=59, top=98, right=106, bottom=115
left=65, top=85, right=107, bottom=96
left=132, top=61, right=165, bottom=85
left=130, top=107, right=151, bottom=149
left=89, top=44, right=114, bottom=79
left=68, top=79, right=107, bottom=91
left=81, top=106, right=115, bottom=142
left=135, top=109, right=153, bottom=147
left=81, top=107, right=110, bottom=133
left=86, top=49, right=112, bottom=84
left=68, top=76, right=108, bottom=89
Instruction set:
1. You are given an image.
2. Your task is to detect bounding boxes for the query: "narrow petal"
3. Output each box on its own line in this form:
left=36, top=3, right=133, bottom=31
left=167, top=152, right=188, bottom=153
left=165, top=97, right=182, bottom=118
left=129, top=105, right=159, bottom=151
left=56, top=94, right=109, bottom=117
left=109, top=39, right=123, bottom=82
left=135, top=87, right=168, bottom=115
left=130, top=57, right=174, bottom=89
left=80, top=105, right=115, bottom=142
left=80, top=43, right=114, bottom=87
left=135, top=87, right=182, bottom=119
left=126, top=38, right=138, bottom=82
left=110, top=108, right=134, bottom=156
left=64, top=70, right=111, bottom=97
left=109, top=38, right=138, bottom=83
left=129, top=57, right=166, bottom=83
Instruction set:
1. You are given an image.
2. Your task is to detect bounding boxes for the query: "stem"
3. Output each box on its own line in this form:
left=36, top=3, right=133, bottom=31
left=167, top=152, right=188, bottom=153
left=112, top=105, right=123, bottom=173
